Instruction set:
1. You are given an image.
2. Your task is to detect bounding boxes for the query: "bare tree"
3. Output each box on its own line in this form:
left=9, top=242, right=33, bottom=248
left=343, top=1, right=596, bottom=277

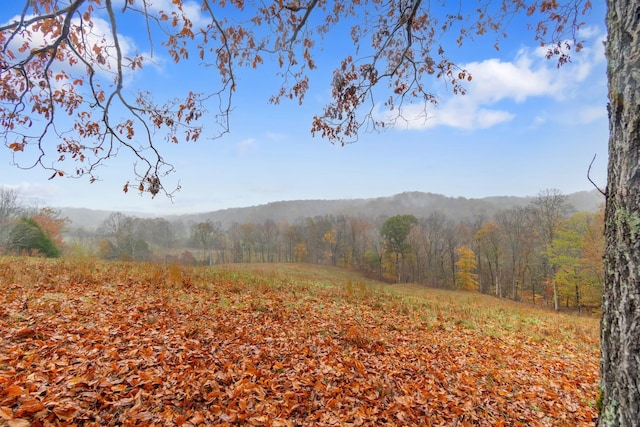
left=494, top=206, right=536, bottom=301
left=0, top=187, right=24, bottom=250
left=98, top=212, right=149, bottom=260
left=529, top=189, right=574, bottom=311
left=258, top=219, right=278, bottom=263
left=191, top=221, right=217, bottom=265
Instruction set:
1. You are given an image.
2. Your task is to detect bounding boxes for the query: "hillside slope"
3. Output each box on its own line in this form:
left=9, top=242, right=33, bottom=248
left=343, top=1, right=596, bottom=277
left=60, top=190, right=604, bottom=229
left=0, top=259, right=599, bottom=425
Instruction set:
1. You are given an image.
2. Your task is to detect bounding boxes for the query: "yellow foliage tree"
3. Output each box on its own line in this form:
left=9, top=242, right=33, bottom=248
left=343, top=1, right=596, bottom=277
left=455, top=245, right=479, bottom=292
left=294, top=242, right=308, bottom=263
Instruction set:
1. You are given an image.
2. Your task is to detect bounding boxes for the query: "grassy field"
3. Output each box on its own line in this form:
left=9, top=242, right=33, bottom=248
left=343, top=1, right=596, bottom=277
left=0, top=258, right=599, bottom=426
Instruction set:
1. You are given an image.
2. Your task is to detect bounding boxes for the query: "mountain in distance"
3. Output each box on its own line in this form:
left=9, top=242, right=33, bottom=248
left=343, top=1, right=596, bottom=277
left=59, top=190, right=605, bottom=230
left=57, top=207, right=157, bottom=229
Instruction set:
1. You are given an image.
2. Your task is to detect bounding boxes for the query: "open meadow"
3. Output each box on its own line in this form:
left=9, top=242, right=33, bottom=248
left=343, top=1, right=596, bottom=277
left=0, top=258, right=599, bottom=426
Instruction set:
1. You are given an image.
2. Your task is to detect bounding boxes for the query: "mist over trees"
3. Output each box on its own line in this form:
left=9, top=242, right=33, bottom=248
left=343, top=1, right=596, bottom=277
left=0, top=188, right=23, bottom=248
left=59, top=188, right=604, bottom=312
left=1, top=185, right=603, bottom=309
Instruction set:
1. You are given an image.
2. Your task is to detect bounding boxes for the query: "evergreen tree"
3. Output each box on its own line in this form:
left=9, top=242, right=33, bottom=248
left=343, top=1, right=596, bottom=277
left=8, top=217, right=60, bottom=258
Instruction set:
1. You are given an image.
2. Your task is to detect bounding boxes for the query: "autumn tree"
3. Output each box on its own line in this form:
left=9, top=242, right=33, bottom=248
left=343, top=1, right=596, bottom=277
left=494, top=206, right=536, bottom=301
left=278, top=221, right=299, bottom=263
left=529, top=189, right=574, bottom=310
left=97, top=212, right=150, bottom=261
left=364, top=216, right=387, bottom=281
left=333, top=215, right=350, bottom=267
left=581, top=207, right=605, bottom=308
left=316, top=216, right=348, bottom=267
left=549, top=211, right=604, bottom=311
left=322, top=228, right=338, bottom=266
left=239, top=222, right=257, bottom=263
left=474, top=221, right=503, bottom=297
left=32, top=207, right=70, bottom=249
left=141, top=218, right=176, bottom=249
left=381, top=214, right=417, bottom=283
left=191, top=220, right=219, bottom=265
left=455, top=245, right=479, bottom=292
left=346, top=216, right=373, bottom=270
left=302, top=216, right=334, bottom=264
left=407, top=220, right=429, bottom=283
left=0, top=1, right=588, bottom=195
left=421, top=212, right=449, bottom=287
left=443, top=220, right=464, bottom=289
left=257, top=219, right=278, bottom=263
left=8, top=217, right=60, bottom=257
left=294, top=242, right=308, bottom=263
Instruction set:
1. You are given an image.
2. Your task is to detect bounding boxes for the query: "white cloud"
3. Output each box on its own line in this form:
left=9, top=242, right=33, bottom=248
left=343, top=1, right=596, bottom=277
left=578, top=25, right=603, bottom=40
left=466, top=54, right=557, bottom=102
left=123, top=0, right=208, bottom=28
left=474, top=109, right=517, bottom=128
left=394, top=99, right=515, bottom=130
left=386, top=28, right=606, bottom=131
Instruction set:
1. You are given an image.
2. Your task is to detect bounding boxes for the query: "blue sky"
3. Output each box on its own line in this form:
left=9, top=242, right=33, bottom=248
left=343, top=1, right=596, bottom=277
left=1, top=1, right=608, bottom=215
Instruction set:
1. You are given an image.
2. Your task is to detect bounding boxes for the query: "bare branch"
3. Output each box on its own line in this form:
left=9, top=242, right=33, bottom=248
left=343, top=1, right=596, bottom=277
left=588, top=154, right=607, bottom=197
left=104, top=0, right=166, bottom=196
left=201, top=0, right=236, bottom=138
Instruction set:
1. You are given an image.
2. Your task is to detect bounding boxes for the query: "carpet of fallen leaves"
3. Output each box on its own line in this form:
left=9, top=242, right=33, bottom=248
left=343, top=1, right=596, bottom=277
left=0, top=258, right=599, bottom=426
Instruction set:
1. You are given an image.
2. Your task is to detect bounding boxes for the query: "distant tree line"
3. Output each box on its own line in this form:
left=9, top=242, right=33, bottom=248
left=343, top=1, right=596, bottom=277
left=60, top=188, right=603, bottom=312
left=0, top=186, right=604, bottom=312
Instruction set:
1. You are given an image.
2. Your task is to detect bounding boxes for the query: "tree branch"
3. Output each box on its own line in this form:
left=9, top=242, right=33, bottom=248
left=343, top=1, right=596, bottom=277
left=588, top=154, right=607, bottom=197
left=286, top=0, right=319, bottom=45
left=201, top=0, right=235, bottom=135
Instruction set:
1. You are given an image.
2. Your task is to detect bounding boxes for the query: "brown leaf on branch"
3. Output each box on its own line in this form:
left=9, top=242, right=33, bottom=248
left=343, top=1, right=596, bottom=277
left=0, top=0, right=590, bottom=194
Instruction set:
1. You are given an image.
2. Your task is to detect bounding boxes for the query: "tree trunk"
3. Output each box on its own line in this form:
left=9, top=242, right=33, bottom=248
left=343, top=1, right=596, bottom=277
left=599, top=0, right=640, bottom=424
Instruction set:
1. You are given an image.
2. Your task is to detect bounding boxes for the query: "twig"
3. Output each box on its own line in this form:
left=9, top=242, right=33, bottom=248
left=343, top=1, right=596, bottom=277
left=587, top=154, right=606, bottom=197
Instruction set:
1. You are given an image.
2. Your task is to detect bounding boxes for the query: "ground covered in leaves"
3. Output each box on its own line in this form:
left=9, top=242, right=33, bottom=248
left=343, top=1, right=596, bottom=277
left=0, top=258, right=599, bottom=426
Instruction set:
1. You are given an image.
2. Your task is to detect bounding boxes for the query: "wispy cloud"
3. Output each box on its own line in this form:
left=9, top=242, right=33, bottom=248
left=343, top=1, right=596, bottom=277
left=576, top=105, right=607, bottom=124
left=265, top=131, right=287, bottom=142
left=3, top=182, right=60, bottom=205
left=236, top=138, right=257, bottom=155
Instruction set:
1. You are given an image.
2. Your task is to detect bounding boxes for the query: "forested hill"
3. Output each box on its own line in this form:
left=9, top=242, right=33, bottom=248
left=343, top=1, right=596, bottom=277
left=61, top=190, right=604, bottom=229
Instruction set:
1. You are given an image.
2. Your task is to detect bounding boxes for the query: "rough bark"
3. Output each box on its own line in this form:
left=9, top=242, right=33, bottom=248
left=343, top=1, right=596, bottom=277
left=599, top=0, right=640, bottom=425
